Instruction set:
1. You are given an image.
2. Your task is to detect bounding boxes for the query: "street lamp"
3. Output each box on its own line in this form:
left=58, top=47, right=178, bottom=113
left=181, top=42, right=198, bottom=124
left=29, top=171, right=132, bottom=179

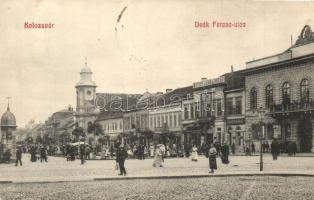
left=257, top=108, right=266, bottom=171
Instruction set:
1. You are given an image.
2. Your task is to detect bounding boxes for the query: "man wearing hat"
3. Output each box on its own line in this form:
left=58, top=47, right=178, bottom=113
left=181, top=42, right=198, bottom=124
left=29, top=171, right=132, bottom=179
left=116, top=142, right=128, bottom=176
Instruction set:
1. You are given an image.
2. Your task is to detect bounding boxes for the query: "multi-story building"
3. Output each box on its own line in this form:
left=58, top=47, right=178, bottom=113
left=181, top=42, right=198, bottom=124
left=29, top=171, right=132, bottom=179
left=224, top=72, right=246, bottom=152
left=148, top=86, right=192, bottom=148
left=182, top=76, right=225, bottom=147
left=242, top=25, right=314, bottom=152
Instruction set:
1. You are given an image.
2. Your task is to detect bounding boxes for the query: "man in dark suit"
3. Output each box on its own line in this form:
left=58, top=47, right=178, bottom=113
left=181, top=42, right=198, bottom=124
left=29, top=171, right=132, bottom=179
left=80, top=144, right=86, bottom=165
left=116, top=143, right=128, bottom=176
left=15, top=148, right=22, bottom=166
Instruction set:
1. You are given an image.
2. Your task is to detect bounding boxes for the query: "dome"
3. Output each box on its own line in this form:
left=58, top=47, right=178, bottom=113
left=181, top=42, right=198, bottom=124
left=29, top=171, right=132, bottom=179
left=1, top=106, right=16, bottom=127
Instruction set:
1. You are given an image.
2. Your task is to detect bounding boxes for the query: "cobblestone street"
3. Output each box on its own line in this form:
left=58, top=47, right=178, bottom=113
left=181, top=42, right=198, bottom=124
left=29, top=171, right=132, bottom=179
left=1, top=176, right=314, bottom=200
left=1, top=154, right=314, bottom=182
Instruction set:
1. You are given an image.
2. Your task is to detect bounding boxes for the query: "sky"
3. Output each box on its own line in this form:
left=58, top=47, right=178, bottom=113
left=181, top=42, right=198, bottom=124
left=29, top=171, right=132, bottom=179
left=0, top=0, right=314, bottom=127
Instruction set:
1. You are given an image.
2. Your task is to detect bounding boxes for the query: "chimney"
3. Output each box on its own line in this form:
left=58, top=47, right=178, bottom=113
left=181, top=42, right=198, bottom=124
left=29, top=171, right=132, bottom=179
left=201, top=77, right=207, bottom=81
left=231, top=65, right=234, bottom=72
left=166, top=89, right=173, bottom=93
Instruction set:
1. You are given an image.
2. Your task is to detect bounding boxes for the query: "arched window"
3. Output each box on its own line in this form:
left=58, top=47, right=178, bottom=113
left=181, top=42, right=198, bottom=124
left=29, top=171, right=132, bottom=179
left=300, top=79, right=309, bottom=102
left=282, top=82, right=291, bottom=105
left=265, top=85, right=273, bottom=109
left=250, top=87, right=257, bottom=109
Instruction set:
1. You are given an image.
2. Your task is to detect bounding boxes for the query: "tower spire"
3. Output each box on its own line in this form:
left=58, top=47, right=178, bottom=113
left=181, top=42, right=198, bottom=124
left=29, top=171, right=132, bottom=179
left=6, top=97, right=11, bottom=111
left=85, top=57, right=87, bottom=68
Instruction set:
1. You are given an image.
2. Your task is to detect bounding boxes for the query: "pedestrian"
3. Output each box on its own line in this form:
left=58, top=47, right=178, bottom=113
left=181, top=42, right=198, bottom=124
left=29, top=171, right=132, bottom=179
left=184, top=144, right=190, bottom=158
left=116, top=143, right=128, bottom=176
left=30, top=146, right=37, bottom=162
left=40, top=146, right=48, bottom=162
left=85, top=145, right=90, bottom=160
left=221, top=143, right=230, bottom=164
left=231, top=143, right=235, bottom=154
left=153, top=144, right=164, bottom=167
left=251, top=143, right=255, bottom=154
left=15, top=148, right=22, bottom=166
left=191, top=145, right=198, bottom=162
left=271, top=139, right=280, bottom=160
left=80, top=144, right=86, bottom=165
left=265, top=141, right=270, bottom=153
left=208, top=144, right=218, bottom=173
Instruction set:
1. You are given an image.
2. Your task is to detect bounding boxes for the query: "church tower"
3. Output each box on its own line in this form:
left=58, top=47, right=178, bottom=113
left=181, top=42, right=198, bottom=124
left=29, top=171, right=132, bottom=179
left=75, top=58, right=98, bottom=129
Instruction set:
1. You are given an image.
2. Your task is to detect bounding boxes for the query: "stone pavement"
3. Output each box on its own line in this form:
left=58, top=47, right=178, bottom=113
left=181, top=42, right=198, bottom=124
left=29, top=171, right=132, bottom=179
left=1, top=154, right=314, bottom=183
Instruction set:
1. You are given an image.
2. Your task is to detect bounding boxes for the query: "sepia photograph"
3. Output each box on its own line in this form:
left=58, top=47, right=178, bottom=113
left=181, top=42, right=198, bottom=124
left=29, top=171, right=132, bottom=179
left=1, top=0, right=314, bottom=199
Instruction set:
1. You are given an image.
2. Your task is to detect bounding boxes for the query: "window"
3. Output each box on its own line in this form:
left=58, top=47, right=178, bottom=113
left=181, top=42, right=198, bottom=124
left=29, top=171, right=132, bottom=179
left=217, top=101, right=222, bottom=116
left=190, top=104, right=195, bottom=119
left=169, top=114, right=173, bottom=127
left=165, top=115, right=168, bottom=125
left=226, top=98, right=233, bottom=115
left=265, top=85, right=273, bottom=109
left=154, top=116, right=156, bottom=128
left=184, top=105, right=189, bottom=120
left=300, top=79, right=309, bottom=102
left=250, top=87, right=257, bottom=109
left=235, top=97, right=242, bottom=115
left=282, top=82, right=291, bottom=105
left=157, top=116, right=160, bottom=127
left=195, top=103, right=200, bottom=118
left=173, top=114, right=177, bottom=127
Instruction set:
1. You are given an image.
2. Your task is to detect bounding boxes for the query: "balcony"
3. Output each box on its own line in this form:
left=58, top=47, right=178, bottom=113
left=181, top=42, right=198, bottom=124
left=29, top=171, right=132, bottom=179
left=271, top=100, right=314, bottom=114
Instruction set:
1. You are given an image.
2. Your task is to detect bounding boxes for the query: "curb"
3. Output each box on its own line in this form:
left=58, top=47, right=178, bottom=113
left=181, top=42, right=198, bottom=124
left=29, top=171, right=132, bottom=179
left=2, top=173, right=314, bottom=184
left=93, top=173, right=314, bottom=181
left=0, top=181, right=13, bottom=184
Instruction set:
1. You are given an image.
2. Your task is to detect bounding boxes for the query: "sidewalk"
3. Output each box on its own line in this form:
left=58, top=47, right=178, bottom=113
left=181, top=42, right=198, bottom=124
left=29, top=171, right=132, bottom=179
left=1, top=154, right=314, bottom=183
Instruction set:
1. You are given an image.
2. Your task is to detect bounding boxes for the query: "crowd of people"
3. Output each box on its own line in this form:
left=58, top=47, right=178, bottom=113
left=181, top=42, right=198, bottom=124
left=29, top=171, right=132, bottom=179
left=0, top=138, right=303, bottom=176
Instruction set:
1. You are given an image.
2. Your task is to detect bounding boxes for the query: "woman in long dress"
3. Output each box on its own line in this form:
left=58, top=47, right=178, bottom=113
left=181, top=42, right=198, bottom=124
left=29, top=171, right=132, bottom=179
left=153, top=145, right=163, bottom=167
left=208, top=144, right=218, bottom=173
left=191, top=145, right=198, bottom=162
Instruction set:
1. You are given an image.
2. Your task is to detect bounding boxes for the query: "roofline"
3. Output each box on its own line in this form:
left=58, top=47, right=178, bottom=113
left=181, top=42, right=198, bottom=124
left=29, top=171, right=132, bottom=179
left=238, top=53, right=314, bottom=75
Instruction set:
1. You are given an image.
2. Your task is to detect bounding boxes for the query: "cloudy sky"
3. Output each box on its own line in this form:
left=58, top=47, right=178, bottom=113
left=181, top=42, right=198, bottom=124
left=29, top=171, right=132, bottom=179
left=1, top=0, right=314, bottom=126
